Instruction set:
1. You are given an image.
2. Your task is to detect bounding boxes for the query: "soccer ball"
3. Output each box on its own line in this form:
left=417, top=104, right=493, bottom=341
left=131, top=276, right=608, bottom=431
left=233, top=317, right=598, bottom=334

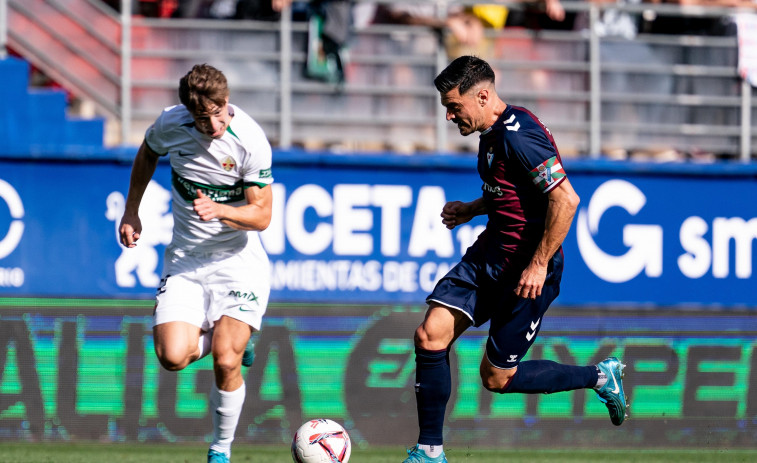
left=291, top=419, right=351, bottom=463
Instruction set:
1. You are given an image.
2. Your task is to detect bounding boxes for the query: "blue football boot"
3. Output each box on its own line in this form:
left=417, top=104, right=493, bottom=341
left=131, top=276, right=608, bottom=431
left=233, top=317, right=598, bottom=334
left=207, top=449, right=230, bottom=463
left=403, top=445, right=448, bottom=463
left=595, top=357, right=629, bottom=426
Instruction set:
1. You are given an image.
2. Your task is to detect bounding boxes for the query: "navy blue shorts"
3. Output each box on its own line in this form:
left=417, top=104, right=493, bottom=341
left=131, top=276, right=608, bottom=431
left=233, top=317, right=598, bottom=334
left=426, top=239, right=563, bottom=369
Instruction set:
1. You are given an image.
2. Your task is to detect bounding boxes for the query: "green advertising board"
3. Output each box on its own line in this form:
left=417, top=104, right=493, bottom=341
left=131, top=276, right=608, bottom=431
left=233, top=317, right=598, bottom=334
left=0, top=298, right=755, bottom=448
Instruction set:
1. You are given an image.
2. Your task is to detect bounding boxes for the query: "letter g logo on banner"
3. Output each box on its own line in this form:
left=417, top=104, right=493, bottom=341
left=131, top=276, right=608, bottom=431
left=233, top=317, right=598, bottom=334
left=576, top=179, right=662, bottom=283
left=0, top=179, right=24, bottom=259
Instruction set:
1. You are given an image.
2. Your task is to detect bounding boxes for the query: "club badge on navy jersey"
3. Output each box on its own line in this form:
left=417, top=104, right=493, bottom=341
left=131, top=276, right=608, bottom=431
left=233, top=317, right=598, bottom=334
left=486, top=147, right=494, bottom=168
left=221, top=156, right=236, bottom=172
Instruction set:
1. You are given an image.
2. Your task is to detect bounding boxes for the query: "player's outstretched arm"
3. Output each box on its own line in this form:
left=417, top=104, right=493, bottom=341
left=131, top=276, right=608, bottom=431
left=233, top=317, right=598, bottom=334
left=119, top=141, right=160, bottom=247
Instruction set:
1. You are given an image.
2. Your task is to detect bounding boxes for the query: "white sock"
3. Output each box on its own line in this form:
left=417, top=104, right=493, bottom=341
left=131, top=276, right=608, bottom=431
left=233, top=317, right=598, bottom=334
left=196, top=330, right=213, bottom=361
left=418, top=444, right=444, bottom=458
left=209, top=382, right=246, bottom=457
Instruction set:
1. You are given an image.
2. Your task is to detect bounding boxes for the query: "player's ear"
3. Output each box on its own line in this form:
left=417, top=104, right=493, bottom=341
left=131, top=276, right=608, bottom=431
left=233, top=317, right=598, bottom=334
left=477, top=87, right=489, bottom=107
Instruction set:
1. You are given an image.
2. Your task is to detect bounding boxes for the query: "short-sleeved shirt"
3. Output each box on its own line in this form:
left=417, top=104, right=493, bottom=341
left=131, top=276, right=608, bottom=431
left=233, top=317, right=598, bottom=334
left=145, top=103, right=273, bottom=252
left=476, top=104, right=566, bottom=274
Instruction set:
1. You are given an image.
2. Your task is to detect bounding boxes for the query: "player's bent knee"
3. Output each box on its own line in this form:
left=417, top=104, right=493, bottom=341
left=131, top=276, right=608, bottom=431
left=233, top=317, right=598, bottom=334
left=156, top=352, right=190, bottom=371
left=481, top=376, right=507, bottom=393
left=414, top=325, right=430, bottom=348
left=153, top=342, right=193, bottom=371
left=414, top=325, right=449, bottom=351
left=480, top=366, right=517, bottom=393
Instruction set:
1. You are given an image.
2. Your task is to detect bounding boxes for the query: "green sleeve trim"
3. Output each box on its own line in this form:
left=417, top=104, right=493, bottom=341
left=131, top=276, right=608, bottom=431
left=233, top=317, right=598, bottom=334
left=245, top=181, right=270, bottom=189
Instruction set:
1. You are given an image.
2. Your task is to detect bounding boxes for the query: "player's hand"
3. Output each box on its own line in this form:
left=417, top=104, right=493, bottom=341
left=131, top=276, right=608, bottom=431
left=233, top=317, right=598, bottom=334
left=446, top=13, right=484, bottom=47
left=545, top=0, right=566, bottom=22
left=194, top=190, right=222, bottom=222
left=441, top=201, right=474, bottom=229
left=271, top=0, right=292, bottom=12
left=119, top=213, right=142, bottom=248
left=514, top=263, right=548, bottom=300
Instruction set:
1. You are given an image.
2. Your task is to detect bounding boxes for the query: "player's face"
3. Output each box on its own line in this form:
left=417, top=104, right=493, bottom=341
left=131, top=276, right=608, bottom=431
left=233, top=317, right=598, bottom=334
left=191, top=98, right=231, bottom=139
left=441, top=87, right=482, bottom=136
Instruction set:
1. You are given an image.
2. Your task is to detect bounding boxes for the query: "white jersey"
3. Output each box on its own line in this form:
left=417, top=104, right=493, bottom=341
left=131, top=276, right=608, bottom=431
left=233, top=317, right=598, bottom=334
left=145, top=103, right=273, bottom=252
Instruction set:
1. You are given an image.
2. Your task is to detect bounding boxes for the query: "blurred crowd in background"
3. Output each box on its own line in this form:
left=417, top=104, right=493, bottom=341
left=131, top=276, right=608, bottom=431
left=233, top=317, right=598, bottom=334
left=22, top=0, right=756, bottom=161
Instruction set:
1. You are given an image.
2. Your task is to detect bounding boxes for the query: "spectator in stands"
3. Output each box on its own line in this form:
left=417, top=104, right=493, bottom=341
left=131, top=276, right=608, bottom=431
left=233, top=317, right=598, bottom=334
left=351, top=2, right=487, bottom=152
left=233, top=0, right=349, bottom=84
left=576, top=0, right=682, bottom=160
left=644, top=0, right=751, bottom=160
left=369, top=2, right=486, bottom=48
left=504, top=0, right=577, bottom=30
left=303, top=0, right=352, bottom=84
left=101, top=0, right=177, bottom=17
left=172, top=0, right=236, bottom=18
left=235, top=0, right=293, bottom=20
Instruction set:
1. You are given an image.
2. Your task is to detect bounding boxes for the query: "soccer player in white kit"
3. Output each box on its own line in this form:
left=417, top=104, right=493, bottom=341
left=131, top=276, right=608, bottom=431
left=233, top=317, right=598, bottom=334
left=118, top=64, right=273, bottom=463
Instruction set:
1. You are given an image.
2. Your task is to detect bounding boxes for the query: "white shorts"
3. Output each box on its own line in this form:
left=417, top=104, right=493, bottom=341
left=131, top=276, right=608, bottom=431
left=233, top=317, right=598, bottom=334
left=153, top=242, right=270, bottom=331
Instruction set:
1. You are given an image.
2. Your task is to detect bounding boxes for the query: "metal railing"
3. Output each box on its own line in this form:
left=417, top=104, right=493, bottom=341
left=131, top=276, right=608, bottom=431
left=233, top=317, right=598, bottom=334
left=1, top=0, right=755, bottom=160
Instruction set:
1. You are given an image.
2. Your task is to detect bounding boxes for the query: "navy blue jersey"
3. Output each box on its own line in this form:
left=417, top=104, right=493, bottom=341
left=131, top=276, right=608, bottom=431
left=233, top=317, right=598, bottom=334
left=476, top=105, right=566, bottom=264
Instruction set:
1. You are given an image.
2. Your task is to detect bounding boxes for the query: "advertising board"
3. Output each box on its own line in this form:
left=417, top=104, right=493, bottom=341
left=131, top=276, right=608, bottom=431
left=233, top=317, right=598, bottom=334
left=0, top=298, right=754, bottom=447
left=1, top=154, right=756, bottom=307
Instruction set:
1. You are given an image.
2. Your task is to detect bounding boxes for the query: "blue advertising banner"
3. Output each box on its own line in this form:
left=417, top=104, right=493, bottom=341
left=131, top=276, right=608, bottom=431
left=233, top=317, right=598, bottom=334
left=563, top=167, right=757, bottom=308
left=0, top=153, right=756, bottom=307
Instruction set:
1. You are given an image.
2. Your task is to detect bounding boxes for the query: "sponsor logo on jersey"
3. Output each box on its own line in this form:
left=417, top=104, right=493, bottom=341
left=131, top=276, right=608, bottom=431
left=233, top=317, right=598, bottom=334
left=172, top=171, right=246, bottom=204
left=482, top=181, right=503, bottom=197
left=529, top=156, right=565, bottom=192
left=260, top=168, right=272, bottom=179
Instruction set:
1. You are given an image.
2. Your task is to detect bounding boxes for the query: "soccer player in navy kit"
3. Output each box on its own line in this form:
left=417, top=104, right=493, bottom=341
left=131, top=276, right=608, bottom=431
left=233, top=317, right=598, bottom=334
left=403, top=56, right=628, bottom=463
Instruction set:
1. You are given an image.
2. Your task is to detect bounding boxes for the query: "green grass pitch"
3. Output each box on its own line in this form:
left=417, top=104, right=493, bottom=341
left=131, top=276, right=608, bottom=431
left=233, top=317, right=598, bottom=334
left=1, top=443, right=755, bottom=463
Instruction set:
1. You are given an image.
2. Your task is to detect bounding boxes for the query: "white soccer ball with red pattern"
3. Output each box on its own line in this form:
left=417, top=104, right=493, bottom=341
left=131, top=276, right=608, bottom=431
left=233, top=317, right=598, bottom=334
left=291, top=419, right=351, bottom=463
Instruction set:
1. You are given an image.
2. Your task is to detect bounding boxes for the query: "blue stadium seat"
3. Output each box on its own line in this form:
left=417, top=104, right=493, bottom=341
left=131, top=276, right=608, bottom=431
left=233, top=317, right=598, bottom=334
left=0, top=56, right=105, bottom=157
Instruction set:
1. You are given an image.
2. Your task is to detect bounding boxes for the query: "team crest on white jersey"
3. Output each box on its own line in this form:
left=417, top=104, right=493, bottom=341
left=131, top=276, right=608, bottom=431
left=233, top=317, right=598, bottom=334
left=221, top=156, right=236, bottom=171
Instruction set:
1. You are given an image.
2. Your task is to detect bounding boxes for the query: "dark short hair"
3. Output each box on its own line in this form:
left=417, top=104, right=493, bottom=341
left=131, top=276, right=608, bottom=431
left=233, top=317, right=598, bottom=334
left=434, top=56, right=495, bottom=95
left=178, top=64, right=229, bottom=113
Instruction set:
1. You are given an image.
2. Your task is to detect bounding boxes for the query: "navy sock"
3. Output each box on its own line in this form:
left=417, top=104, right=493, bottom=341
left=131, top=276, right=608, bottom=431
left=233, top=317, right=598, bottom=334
left=502, top=360, right=598, bottom=394
left=414, top=347, right=451, bottom=446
